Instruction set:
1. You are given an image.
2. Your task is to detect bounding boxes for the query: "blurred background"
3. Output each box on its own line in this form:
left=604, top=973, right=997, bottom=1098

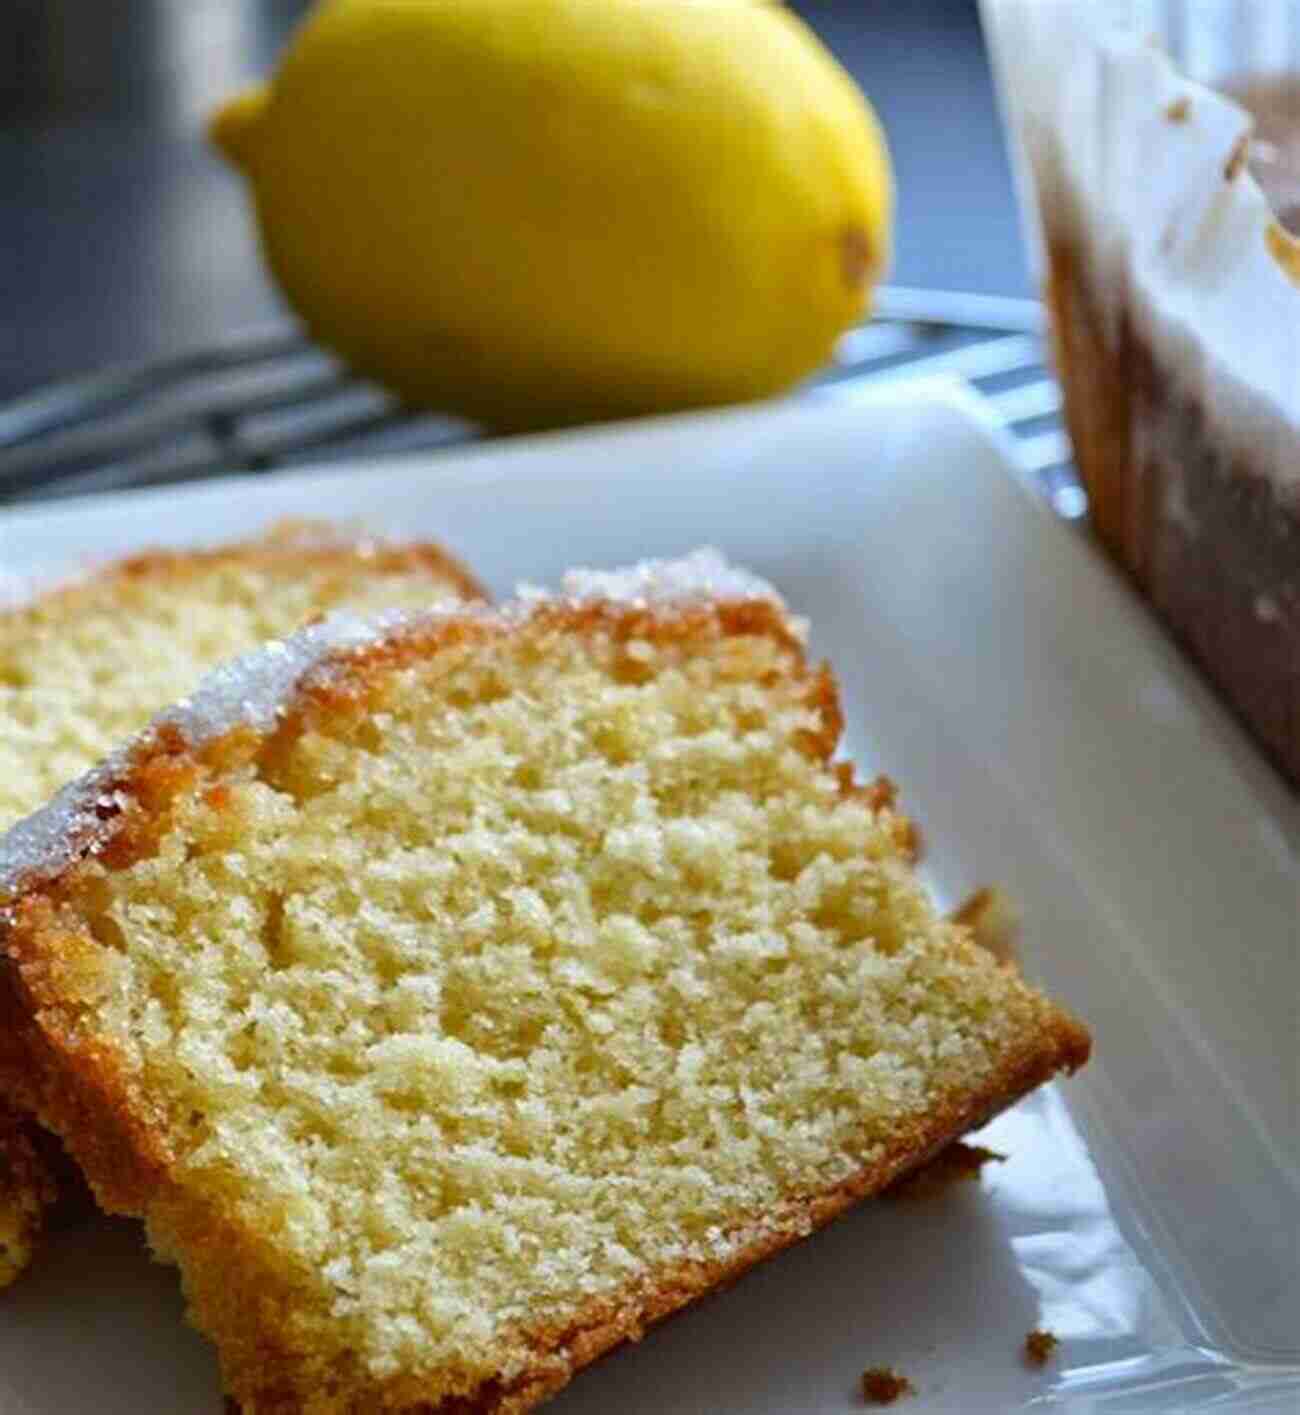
left=0, top=0, right=1028, bottom=404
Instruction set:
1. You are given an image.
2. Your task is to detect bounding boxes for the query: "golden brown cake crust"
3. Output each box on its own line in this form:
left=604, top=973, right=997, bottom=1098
left=2, top=596, right=1089, bottom=1413
left=1044, top=237, right=1138, bottom=579
left=4, top=521, right=488, bottom=626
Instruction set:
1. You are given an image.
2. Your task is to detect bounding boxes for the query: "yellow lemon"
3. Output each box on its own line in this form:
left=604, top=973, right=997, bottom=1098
left=212, top=0, right=892, bottom=429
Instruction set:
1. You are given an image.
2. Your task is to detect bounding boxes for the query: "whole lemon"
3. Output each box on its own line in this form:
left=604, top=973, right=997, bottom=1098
left=212, top=0, right=892, bottom=428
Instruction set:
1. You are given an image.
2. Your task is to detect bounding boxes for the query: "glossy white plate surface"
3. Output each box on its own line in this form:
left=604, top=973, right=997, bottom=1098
left=1, top=381, right=1296, bottom=1413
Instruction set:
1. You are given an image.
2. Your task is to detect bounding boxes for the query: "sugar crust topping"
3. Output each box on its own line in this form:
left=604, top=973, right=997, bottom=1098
left=986, top=0, right=1300, bottom=485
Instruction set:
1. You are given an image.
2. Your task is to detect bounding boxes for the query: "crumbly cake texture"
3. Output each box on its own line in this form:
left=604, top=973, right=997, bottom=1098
left=0, top=523, right=485, bottom=1286
left=985, top=1, right=1300, bottom=784
left=0, top=552, right=1088, bottom=1413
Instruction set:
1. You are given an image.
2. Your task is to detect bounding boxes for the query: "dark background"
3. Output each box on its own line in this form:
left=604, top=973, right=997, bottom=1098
left=0, top=0, right=1029, bottom=403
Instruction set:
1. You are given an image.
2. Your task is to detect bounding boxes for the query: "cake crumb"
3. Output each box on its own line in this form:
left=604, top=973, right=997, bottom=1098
left=1024, top=1329, right=1059, bottom=1367
left=950, top=886, right=1020, bottom=965
left=1224, top=134, right=1250, bottom=181
left=861, top=1366, right=914, bottom=1404
left=887, top=1141, right=1005, bottom=1200
left=1265, top=222, right=1300, bottom=286
left=1165, top=96, right=1190, bottom=123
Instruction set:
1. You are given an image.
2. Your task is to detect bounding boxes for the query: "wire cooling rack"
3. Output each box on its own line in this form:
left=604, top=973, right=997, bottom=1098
left=0, top=286, right=1081, bottom=516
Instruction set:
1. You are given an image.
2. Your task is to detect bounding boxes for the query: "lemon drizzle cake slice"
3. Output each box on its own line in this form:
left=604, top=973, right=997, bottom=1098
left=0, top=524, right=485, bottom=1286
left=0, top=551, right=1088, bottom=1412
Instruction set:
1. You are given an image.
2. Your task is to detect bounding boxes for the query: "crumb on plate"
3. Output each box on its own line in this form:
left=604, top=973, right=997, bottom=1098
left=861, top=1366, right=914, bottom=1404
left=950, top=885, right=1020, bottom=966
left=886, top=1141, right=1006, bottom=1201
left=1024, top=1329, right=1059, bottom=1367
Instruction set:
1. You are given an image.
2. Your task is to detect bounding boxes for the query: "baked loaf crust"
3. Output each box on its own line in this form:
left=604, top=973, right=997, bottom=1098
left=0, top=524, right=485, bottom=1285
left=0, top=552, right=1088, bottom=1411
left=985, top=2, right=1300, bottom=784
left=1047, top=234, right=1300, bottom=784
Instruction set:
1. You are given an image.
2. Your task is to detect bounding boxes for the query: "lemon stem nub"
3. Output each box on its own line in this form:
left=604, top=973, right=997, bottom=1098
left=839, top=225, right=874, bottom=291
left=210, top=85, right=270, bottom=169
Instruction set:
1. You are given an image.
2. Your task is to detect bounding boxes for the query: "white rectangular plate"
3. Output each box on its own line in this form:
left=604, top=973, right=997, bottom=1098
left=1, top=381, right=1296, bottom=1413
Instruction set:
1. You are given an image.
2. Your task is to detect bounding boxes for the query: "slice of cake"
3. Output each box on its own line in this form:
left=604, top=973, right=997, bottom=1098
left=0, top=551, right=1088, bottom=1412
left=0, top=523, right=485, bottom=1285
left=0, top=522, right=485, bottom=833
